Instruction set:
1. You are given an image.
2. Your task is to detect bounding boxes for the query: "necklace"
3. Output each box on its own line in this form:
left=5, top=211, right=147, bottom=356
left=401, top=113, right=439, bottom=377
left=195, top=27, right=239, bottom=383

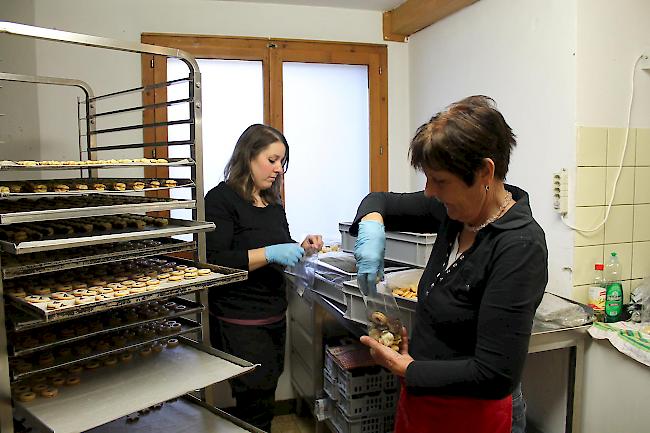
left=465, top=191, right=513, bottom=233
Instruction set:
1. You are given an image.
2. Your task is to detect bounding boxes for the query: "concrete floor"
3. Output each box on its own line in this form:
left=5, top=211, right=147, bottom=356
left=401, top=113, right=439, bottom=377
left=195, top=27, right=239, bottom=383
left=270, top=414, right=320, bottom=433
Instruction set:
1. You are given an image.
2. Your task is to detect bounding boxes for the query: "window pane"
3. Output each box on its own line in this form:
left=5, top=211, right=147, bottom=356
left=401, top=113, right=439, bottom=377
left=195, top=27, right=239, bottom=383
left=167, top=58, right=264, bottom=225
left=282, top=62, right=370, bottom=243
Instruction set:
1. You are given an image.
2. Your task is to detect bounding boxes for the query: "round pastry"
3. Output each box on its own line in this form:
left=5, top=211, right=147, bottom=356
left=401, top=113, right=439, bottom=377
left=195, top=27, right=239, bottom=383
left=107, top=283, right=124, bottom=290
left=95, top=287, right=114, bottom=294
left=85, top=360, right=101, bottom=370
left=114, top=276, right=129, bottom=283
left=13, top=385, right=31, bottom=395
left=185, top=267, right=198, bottom=273
left=130, top=286, right=146, bottom=294
left=75, top=296, right=94, bottom=304
left=57, top=347, right=72, bottom=358
left=40, top=386, right=58, bottom=398
left=161, top=267, right=174, bottom=273
left=8, top=288, right=27, bottom=298
left=163, top=179, right=177, bottom=187
left=174, top=305, right=187, bottom=313
left=76, top=345, right=92, bottom=356
left=137, top=276, right=151, bottom=282
left=145, top=271, right=158, bottom=278
left=183, top=272, right=198, bottom=279
left=29, top=375, right=46, bottom=385
left=112, top=336, right=127, bottom=347
left=104, top=356, right=118, bottom=367
left=54, top=284, right=73, bottom=293
left=95, top=294, right=114, bottom=301
left=113, top=290, right=130, bottom=297
left=175, top=265, right=188, bottom=271
left=17, top=391, right=37, bottom=402
left=50, top=292, right=74, bottom=301
left=93, top=183, right=106, bottom=191
left=32, top=384, right=48, bottom=393
left=133, top=282, right=147, bottom=289
left=146, top=279, right=160, bottom=286
left=130, top=273, right=145, bottom=279
left=157, top=273, right=170, bottom=280
left=90, top=279, right=107, bottom=287
left=156, top=159, right=169, bottom=164
left=65, top=376, right=81, bottom=386
left=31, top=287, right=51, bottom=295
left=151, top=343, right=164, bottom=353
left=120, top=352, right=133, bottom=363
left=67, top=365, right=83, bottom=375
left=168, top=275, right=183, bottom=282
left=171, top=270, right=184, bottom=277
left=46, top=301, right=64, bottom=310
left=370, top=311, right=388, bottom=326
left=139, top=347, right=152, bottom=357
left=24, top=295, right=49, bottom=304
left=51, top=377, right=66, bottom=387
left=121, top=280, right=135, bottom=287
left=166, top=338, right=179, bottom=348
left=72, top=283, right=88, bottom=290
left=198, top=268, right=212, bottom=276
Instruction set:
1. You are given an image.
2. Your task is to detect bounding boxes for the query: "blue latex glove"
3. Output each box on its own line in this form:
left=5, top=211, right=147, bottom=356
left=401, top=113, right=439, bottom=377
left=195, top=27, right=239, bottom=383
left=354, top=220, right=385, bottom=296
left=265, top=243, right=305, bottom=267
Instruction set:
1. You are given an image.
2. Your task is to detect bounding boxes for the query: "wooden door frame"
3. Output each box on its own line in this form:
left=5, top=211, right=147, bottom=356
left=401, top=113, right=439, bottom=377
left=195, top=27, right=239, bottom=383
left=141, top=34, right=388, bottom=192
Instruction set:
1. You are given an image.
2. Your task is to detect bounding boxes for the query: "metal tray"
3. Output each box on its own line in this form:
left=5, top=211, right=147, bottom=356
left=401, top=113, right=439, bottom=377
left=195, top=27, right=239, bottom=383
left=0, top=198, right=195, bottom=225
left=1, top=239, right=196, bottom=280
left=5, top=261, right=246, bottom=323
left=0, top=158, right=194, bottom=170
left=0, top=178, right=194, bottom=198
left=0, top=218, right=214, bottom=254
left=11, top=316, right=202, bottom=381
left=9, top=297, right=204, bottom=351
left=12, top=338, right=257, bottom=433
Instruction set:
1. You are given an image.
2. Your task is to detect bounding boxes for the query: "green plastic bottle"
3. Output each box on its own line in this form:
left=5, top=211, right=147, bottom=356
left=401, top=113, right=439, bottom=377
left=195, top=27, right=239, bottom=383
left=604, top=252, right=623, bottom=323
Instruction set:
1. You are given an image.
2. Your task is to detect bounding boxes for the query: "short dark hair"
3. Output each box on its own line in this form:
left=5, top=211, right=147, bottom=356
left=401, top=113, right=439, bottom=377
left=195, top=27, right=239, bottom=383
left=409, top=95, right=516, bottom=185
left=224, top=124, right=289, bottom=205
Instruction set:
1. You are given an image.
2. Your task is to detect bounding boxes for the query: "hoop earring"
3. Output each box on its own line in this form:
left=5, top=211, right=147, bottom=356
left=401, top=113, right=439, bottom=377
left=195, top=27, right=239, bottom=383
left=485, top=185, right=490, bottom=192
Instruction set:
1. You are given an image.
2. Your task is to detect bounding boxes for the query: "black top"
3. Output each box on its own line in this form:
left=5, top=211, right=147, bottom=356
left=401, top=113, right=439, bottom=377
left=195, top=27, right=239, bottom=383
left=351, top=185, right=548, bottom=399
left=205, top=182, right=294, bottom=319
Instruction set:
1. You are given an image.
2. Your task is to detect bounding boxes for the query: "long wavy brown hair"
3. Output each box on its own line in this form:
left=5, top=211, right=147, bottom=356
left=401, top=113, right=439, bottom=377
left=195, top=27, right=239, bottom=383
left=224, top=124, right=289, bottom=205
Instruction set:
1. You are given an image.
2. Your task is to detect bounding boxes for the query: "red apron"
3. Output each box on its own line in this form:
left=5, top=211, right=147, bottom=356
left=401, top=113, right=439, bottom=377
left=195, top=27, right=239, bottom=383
left=394, top=384, right=512, bottom=433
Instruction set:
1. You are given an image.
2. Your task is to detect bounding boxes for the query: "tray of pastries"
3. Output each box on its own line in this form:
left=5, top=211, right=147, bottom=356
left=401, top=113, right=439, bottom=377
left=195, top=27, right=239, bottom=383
left=3, top=257, right=247, bottom=323
left=0, top=215, right=214, bottom=254
left=0, top=194, right=194, bottom=225
left=0, top=177, right=190, bottom=196
left=1, top=239, right=196, bottom=280
left=0, top=158, right=193, bottom=170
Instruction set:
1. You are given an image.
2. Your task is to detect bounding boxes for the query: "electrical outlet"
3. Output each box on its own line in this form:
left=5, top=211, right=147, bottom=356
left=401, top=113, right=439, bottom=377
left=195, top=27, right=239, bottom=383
left=552, top=169, right=568, bottom=215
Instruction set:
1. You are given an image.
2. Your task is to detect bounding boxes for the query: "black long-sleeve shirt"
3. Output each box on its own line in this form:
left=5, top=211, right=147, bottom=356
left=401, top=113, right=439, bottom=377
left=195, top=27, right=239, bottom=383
left=205, top=182, right=294, bottom=319
left=351, top=184, right=548, bottom=399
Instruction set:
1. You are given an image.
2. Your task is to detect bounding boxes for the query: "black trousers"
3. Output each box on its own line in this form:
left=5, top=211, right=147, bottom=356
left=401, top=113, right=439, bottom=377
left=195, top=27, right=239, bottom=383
left=210, top=317, right=286, bottom=432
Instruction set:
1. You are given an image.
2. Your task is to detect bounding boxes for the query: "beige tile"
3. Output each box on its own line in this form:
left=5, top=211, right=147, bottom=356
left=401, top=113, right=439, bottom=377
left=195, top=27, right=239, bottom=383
left=575, top=167, right=606, bottom=206
left=621, top=280, right=632, bottom=304
left=603, top=244, right=632, bottom=280
left=634, top=166, right=650, bottom=204
left=573, top=245, right=604, bottom=285
left=604, top=205, right=633, bottom=244
left=632, top=241, right=650, bottom=280
left=636, top=128, right=650, bottom=166
left=576, top=127, right=607, bottom=166
left=605, top=166, right=635, bottom=205
left=633, top=204, right=650, bottom=242
left=574, top=206, right=605, bottom=246
left=607, top=128, right=636, bottom=166
left=631, top=278, right=646, bottom=291
left=571, top=284, right=590, bottom=304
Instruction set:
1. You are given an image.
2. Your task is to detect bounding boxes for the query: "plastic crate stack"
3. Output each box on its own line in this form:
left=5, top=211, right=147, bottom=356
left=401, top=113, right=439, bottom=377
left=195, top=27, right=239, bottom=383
left=324, top=345, right=399, bottom=433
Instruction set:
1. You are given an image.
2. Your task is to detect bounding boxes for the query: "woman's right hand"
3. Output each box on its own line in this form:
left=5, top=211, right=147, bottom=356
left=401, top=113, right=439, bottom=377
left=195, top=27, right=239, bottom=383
left=355, top=219, right=385, bottom=295
left=265, top=243, right=305, bottom=266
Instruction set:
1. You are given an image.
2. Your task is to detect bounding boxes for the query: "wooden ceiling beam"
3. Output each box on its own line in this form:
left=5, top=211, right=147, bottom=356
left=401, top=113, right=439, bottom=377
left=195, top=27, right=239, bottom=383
left=383, top=0, right=479, bottom=42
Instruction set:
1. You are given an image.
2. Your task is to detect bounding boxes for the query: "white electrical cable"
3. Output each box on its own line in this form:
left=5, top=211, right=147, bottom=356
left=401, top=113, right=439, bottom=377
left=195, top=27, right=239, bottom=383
left=562, top=54, right=646, bottom=232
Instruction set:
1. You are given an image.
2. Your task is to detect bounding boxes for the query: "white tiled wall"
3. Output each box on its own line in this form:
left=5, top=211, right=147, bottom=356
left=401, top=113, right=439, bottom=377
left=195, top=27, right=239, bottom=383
left=572, top=127, right=650, bottom=304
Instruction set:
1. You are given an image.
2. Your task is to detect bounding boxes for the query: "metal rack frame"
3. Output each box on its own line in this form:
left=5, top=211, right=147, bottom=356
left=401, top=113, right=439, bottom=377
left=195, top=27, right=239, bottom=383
left=0, top=21, right=245, bottom=433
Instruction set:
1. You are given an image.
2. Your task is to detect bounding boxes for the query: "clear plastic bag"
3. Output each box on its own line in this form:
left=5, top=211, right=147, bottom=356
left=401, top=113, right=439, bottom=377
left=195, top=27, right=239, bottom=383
left=288, top=253, right=317, bottom=296
left=362, top=279, right=405, bottom=352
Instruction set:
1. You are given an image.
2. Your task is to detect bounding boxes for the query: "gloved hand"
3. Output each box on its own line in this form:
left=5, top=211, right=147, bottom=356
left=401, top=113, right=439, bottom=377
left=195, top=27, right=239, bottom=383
left=354, top=220, right=385, bottom=296
left=265, top=243, right=305, bottom=267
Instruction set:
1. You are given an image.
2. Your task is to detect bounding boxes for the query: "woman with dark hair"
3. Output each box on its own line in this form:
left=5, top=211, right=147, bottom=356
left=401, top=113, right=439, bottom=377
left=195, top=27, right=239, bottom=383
left=205, top=124, right=323, bottom=431
left=352, top=96, right=547, bottom=433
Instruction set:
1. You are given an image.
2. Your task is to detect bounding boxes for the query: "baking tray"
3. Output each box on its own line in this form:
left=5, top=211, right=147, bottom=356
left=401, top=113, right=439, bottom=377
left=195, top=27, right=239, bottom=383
left=0, top=198, right=195, bottom=225
left=1, top=239, right=196, bottom=280
left=9, top=297, right=204, bottom=352
left=0, top=158, right=194, bottom=170
left=5, top=261, right=246, bottom=323
left=0, top=178, right=194, bottom=198
left=0, top=218, right=214, bottom=254
left=11, top=316, right=202, bottom=381
left=13, top=338, right=257, bottom=433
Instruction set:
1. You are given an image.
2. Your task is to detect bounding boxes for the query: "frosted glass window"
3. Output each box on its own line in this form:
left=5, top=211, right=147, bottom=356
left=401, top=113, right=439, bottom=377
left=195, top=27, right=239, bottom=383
left=283, top=62, right=370, bottom=243
left=167, top=58, right=264, bottom=224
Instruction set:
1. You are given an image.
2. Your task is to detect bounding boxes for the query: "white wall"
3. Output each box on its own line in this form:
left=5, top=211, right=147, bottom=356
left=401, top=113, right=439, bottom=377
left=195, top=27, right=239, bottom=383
left=23, top=0, right=410, bottom=404
left=408, top=0, right=577, bottom=295
left=0, top=0, right=41, bottom=179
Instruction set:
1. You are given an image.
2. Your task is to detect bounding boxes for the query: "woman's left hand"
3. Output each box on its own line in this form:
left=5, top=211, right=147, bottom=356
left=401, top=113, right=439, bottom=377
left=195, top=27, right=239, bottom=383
left=360, top=327, right=414, bottom=377
left=301, top=235, right=323, bottom=254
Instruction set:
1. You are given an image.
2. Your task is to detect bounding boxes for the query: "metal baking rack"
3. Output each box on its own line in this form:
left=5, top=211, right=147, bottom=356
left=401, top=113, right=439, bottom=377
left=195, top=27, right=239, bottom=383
left=6, top=262, right=246, bottom=323
left=0, top=178, right=195, bottom=198
left=8, top=297, right=204, bottom=351
left=0, top=218, right=215, bottom=254
left=0, top=198, right=196, bottom=225
left=12, top=338, right=257, bottom=433
left=10, top=317, right=202, bottom=382
left=1, top=239, right=196, bottom=280
left=0, top=21, right=259, bottom=433
left=0, top=158, right=194, bottom=171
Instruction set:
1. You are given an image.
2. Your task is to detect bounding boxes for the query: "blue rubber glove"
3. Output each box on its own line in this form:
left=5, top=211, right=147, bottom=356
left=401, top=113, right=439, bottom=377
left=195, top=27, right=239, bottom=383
left=354, top=220, right=385, bottom=296
left=265, top=243, right=305, bottom=267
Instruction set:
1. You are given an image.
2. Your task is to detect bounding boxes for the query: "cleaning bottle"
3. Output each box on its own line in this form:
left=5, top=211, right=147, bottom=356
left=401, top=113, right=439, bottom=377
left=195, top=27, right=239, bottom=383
left=604, top=252, right=624, bottom=323
left=587, top=263, right=606, bottom=321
